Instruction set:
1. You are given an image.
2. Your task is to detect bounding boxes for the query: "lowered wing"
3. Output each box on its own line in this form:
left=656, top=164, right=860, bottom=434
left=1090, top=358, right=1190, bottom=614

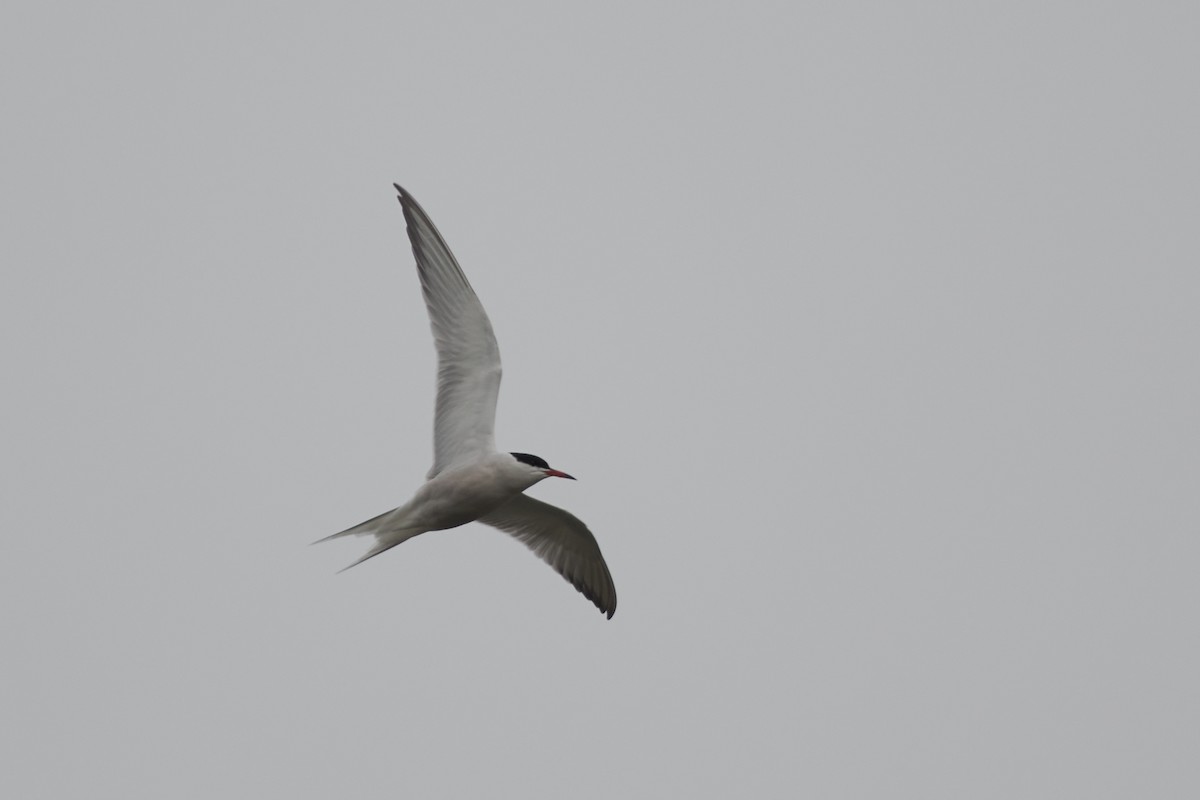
left=479, top=494, right=617, bottom=618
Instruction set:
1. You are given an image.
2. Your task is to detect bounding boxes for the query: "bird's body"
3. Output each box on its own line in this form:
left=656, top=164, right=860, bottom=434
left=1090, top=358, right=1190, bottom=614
left=318, top=185, right=617, bottom=618
left=410, top=454, right=544, bottom=530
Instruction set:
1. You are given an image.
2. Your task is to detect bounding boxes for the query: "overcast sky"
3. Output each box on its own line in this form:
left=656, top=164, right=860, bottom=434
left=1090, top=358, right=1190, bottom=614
left=3, top=2, right=1198, bottom=798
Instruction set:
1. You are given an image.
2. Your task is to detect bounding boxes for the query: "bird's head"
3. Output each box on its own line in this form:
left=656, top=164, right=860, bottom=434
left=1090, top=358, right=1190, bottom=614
left=510, top=452, right=576, bottom=482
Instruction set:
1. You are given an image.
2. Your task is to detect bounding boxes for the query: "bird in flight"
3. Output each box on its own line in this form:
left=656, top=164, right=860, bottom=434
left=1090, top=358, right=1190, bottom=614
left=317, top=184, right=617, bottom=618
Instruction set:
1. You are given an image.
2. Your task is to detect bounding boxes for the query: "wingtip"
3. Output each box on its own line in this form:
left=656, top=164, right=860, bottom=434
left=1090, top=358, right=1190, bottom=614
left=602, top=595, right=616, bottom=619
left=591, top=592, right=616, bottom=619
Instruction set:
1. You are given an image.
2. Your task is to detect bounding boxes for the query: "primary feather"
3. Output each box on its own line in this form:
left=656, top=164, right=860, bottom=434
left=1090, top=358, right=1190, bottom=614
left=395, top=184, right=503, bottom=480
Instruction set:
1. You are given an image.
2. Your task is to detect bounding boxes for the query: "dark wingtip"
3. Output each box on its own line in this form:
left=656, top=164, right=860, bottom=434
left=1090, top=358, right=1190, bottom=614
left=587, top=587, right=616, bottom=619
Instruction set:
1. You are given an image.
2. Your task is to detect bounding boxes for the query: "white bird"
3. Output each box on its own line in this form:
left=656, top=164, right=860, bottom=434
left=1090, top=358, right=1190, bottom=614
left=317, top=184, right=617, bottom=618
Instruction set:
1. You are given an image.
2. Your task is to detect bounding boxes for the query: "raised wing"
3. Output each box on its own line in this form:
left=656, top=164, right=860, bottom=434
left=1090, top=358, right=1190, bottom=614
left=479, top=494, right=617, bottom=618
left=395, top=184, right=502, bottom=478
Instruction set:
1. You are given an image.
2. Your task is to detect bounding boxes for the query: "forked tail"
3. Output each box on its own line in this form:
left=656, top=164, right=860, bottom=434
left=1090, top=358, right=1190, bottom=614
left=314, top=507, right=425, bottom=571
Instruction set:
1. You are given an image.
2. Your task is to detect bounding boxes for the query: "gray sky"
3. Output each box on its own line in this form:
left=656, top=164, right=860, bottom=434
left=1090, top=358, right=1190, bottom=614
left=3, top=2, right=1198, bottom=797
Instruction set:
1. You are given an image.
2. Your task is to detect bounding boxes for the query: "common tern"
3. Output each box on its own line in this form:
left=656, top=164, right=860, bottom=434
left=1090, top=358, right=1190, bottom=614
left=318, top=184, right=617, bottom=618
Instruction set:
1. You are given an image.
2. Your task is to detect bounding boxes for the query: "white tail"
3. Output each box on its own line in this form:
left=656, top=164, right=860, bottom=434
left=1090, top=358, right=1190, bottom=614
left=314, top=507, right=426, bottom=571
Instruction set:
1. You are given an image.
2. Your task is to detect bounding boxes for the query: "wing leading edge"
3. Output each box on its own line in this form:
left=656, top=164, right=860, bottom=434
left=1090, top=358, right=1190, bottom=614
left=395, top=184, right=502, bottom=478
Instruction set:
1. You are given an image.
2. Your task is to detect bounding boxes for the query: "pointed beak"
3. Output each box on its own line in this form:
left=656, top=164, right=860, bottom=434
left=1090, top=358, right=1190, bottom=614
left=544, top=469, right=576, bottom=480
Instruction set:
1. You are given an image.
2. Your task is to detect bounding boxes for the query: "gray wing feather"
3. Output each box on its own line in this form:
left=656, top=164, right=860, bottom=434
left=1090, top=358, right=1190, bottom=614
left=479, top=494, right=617, bottom=618
left=395, top=184, right=502, bottom=478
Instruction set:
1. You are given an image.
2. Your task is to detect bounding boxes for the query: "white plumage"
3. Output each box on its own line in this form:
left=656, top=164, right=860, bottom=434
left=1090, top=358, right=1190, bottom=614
left=318, top=185, right=617, bottom=619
